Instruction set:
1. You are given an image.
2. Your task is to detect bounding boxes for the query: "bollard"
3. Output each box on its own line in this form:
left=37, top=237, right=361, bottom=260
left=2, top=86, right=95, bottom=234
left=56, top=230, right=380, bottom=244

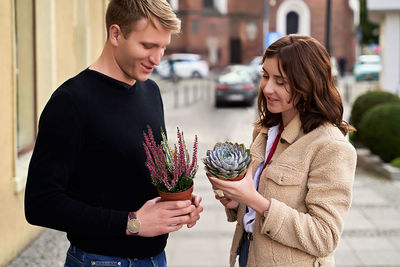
left=194, top=84, right=198, bottom=102
left=184, top=84, right=189, bottom=106
left=345, top=81, right=350, bottom=104
left=173, top=81, right=179, bottom=109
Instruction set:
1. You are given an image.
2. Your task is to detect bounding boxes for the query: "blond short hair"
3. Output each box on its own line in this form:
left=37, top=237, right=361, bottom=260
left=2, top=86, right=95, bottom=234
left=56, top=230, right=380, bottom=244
left=106, top=0, right=181, bottom=38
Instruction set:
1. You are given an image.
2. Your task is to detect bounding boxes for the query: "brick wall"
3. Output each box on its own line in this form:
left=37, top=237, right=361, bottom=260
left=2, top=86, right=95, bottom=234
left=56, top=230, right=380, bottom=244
left=268, top=0, right=356, bottom=72
left=169, top=0, right=264, bottom=68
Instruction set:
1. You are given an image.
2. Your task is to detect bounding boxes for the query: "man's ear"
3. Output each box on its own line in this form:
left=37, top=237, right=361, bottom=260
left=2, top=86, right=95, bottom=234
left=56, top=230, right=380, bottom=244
left=109, top=24, right=122, bottom=46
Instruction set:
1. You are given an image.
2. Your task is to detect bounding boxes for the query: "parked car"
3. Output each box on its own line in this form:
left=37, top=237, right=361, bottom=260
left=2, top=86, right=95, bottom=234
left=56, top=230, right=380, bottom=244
left=226, top=64, right=260, bottom=85
left=354, top=55, right=381, bottom=82
left=248, top=56, right=263, bottom=79
left=215, top=69, right=257, bottom=107
left=155, top=53, right=209, bottom=79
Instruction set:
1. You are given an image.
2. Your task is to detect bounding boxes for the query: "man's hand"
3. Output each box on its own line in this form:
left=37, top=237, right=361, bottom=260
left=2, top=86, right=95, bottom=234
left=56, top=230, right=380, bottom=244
left=133, top=197, right=196, bottom=237
left=187, top=193, right=203, bottom=228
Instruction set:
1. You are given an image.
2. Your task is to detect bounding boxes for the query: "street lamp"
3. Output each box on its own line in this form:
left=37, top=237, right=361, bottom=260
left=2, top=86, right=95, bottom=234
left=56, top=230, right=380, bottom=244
left=325, top=0, right=331, bottom=54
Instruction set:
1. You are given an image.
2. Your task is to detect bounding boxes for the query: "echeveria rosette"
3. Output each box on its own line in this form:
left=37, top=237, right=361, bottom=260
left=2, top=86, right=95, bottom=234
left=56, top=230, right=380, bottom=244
left=203, top=142, right=251, bottom=180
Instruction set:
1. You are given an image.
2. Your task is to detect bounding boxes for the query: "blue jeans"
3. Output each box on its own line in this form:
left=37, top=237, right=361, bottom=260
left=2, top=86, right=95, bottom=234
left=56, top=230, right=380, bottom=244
left=64, top=244, right=167, bottom=267
left=238, top=236, right=250, bottom=267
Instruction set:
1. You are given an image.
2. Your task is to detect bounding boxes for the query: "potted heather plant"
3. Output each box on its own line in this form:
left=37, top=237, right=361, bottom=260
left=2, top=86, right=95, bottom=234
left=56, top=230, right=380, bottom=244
left=143, top=126, right=198, bottom=201
left=203, top=142, right=251, bottom=197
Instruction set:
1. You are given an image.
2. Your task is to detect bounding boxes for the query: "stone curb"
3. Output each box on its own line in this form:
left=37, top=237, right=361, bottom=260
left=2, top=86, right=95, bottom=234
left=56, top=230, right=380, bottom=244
left=356, top=147, right=400, bottom=180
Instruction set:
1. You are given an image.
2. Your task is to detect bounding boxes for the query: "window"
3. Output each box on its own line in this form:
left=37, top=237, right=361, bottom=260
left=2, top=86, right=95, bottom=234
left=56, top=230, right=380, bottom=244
left=204, top=0, right=214, bottom=8
left=15, top=0, right=37, bottom=154
left=192, top=20, right=198, bottom=33
left=286, top=11, right=299, bottom=34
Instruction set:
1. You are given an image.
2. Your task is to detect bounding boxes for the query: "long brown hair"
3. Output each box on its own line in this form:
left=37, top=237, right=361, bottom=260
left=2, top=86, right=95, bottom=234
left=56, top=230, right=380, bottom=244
left=256, top=34, right=354, bottom=135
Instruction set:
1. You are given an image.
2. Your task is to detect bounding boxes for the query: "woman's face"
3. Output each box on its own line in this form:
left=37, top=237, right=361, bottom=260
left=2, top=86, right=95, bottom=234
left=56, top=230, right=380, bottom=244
left=260, top=57, right=298, bottom=126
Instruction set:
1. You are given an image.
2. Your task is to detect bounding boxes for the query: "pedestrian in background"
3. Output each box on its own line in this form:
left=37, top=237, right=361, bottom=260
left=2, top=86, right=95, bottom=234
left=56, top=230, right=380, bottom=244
left=208, top=35, right=356, bottom=267
left=24, top=0, right=202, bottom=266
left=339, top=57, right=347, bottom=77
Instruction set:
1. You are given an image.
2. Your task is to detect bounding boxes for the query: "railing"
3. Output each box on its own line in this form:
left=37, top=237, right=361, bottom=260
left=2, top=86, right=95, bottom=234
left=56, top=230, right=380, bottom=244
left=151, top=75, right=215, bottom=110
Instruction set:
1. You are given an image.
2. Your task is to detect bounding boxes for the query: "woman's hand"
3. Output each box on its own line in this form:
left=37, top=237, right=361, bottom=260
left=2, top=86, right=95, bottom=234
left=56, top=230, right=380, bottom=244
left=207, top=168, right=256, bottom=206
left=207, top=163, right=271, bottom=215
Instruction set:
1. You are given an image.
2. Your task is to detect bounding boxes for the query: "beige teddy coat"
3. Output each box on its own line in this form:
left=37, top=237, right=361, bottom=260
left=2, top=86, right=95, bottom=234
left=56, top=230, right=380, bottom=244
left=226, top=114, right=357, bottom=267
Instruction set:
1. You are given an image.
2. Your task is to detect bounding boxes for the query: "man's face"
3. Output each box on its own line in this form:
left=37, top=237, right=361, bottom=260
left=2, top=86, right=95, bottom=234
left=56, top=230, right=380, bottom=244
left=114, top=18, right=171, bottom=82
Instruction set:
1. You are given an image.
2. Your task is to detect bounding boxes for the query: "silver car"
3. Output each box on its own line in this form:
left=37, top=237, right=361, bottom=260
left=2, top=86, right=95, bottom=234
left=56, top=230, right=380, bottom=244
left=215, top=69, right=257, bottom=107
left=156, top=53, right=209, bottom=79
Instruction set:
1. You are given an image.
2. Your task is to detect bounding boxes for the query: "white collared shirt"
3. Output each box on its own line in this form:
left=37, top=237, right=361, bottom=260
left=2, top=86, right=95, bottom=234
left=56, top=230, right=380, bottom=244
left=243, top=124, right=281, bottom=233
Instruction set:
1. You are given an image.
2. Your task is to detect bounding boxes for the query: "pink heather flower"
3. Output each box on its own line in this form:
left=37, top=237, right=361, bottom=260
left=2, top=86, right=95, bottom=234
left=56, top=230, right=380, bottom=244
left=177, top=128, right=187, bottom=177
left=143, top=126, right=198, bottom=192
left=188, top=135, right=198, bottom=176
left=171, top=145, right=179, bottom=188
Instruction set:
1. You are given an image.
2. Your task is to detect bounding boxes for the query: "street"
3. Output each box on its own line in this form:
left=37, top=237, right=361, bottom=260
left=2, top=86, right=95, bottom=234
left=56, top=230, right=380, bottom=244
left=7, top=77, right=400, bottom=267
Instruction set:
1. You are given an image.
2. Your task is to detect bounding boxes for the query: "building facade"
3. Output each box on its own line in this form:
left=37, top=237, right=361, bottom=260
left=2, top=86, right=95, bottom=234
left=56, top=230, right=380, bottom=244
left=167, top=0, right=358, bottom=71
left=167, top=0, right=265, bottom=68
left=0, top=0, right=107, bottom=266
left=267, top=0, right=358, bottom=72
left=368, top=0, right=400, bottom=95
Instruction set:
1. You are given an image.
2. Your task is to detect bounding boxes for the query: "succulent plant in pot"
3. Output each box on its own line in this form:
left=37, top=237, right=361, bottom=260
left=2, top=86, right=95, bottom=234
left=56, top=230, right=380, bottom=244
left=143, top=126, right=198, bottom=201
left=203, top=142, right=252, bottom=180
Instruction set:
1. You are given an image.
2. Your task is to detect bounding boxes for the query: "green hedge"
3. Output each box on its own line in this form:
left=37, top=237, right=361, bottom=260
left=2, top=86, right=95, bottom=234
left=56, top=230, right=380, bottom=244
left=359, top=103, right=400, bottom=162
left=391, top=157, right=400, bottom=168
left=350, top=91, right=400, bottom=140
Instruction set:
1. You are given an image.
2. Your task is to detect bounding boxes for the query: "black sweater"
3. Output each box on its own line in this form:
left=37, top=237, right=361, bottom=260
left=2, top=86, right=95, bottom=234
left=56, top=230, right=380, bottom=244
left=25, top=69, right=167, bottom=258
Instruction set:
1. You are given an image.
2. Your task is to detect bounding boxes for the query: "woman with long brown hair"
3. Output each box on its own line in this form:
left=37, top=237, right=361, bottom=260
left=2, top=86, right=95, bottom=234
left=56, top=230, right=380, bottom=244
left=208, top=35, right=357, bottom=266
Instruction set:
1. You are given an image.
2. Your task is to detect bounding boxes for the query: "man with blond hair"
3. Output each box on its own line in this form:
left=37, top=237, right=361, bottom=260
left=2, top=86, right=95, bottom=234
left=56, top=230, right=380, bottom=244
left=25, top=0, right=203, bottom=266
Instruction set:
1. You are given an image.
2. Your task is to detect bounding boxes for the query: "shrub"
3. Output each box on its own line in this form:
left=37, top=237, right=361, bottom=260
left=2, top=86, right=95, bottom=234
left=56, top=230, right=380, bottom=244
left=359, top=103, right=400, bottom=162
left=350, top=91, right=400, bottom=141
left=391, top=157, right=400, bottom=168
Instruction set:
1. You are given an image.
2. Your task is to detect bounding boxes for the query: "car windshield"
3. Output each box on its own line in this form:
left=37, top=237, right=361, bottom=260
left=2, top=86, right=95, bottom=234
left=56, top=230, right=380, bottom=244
left=218, top=71, right=252, bottom=84
left=357, top=55, right=380, bottom=65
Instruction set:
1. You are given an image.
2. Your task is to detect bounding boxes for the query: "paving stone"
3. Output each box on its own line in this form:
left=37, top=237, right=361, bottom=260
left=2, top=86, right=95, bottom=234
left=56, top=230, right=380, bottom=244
left=355, top=249, right=400, bottom=265
left=346, top=236, right=395, bottom=250
left=336, top=237, right=352, bottom=251
left=362, top=207, right=400, bottom=231
left=351, top=187, right=388, bottom=207
left=343, top=209, right=376, bottom=232
left=335, top=250, right=363, bottom=266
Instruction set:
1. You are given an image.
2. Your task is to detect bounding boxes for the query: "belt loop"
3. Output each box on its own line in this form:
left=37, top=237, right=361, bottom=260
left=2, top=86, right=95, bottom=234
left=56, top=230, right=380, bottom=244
left=243, top=231, right=253, bottom=241
left=248, top=232, right=253, bottom=241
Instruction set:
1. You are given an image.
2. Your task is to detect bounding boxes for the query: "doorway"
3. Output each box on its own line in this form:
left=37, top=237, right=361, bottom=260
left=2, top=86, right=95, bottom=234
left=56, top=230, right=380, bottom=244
left=230, top=38, right=241, bottom=64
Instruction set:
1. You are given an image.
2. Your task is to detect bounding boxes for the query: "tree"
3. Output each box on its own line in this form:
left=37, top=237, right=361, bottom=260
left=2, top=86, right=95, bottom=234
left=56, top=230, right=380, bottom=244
left=360, top=0, right=379, bottom=45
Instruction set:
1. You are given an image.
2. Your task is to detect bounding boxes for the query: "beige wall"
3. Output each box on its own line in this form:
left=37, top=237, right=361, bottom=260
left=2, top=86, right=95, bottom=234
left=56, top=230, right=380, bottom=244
left=0, top=1, right=41, bottom=266
left=0, top=0, right=107, bottom=265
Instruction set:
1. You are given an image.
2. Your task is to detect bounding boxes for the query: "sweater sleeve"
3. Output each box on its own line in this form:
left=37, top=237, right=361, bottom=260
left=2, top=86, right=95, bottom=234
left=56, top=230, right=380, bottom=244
left=24, top=88, right=127, bottom=236
left=260, top=139, right=357, bottom=257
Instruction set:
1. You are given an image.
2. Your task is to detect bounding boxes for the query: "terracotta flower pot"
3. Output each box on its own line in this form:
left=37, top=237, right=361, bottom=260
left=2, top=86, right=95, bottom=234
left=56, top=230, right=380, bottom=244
left=157, top=186, right=194, bottom=202
left=229, top=171, right=246, bottom=181
left=213, top=172, right=246, bottom=197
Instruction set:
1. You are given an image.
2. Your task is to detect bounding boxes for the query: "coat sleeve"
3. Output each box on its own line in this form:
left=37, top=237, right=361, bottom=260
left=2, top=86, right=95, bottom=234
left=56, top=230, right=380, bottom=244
left=260, top=139, right=357, bottom=257
left=24, top=88, right=128, bottom=236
